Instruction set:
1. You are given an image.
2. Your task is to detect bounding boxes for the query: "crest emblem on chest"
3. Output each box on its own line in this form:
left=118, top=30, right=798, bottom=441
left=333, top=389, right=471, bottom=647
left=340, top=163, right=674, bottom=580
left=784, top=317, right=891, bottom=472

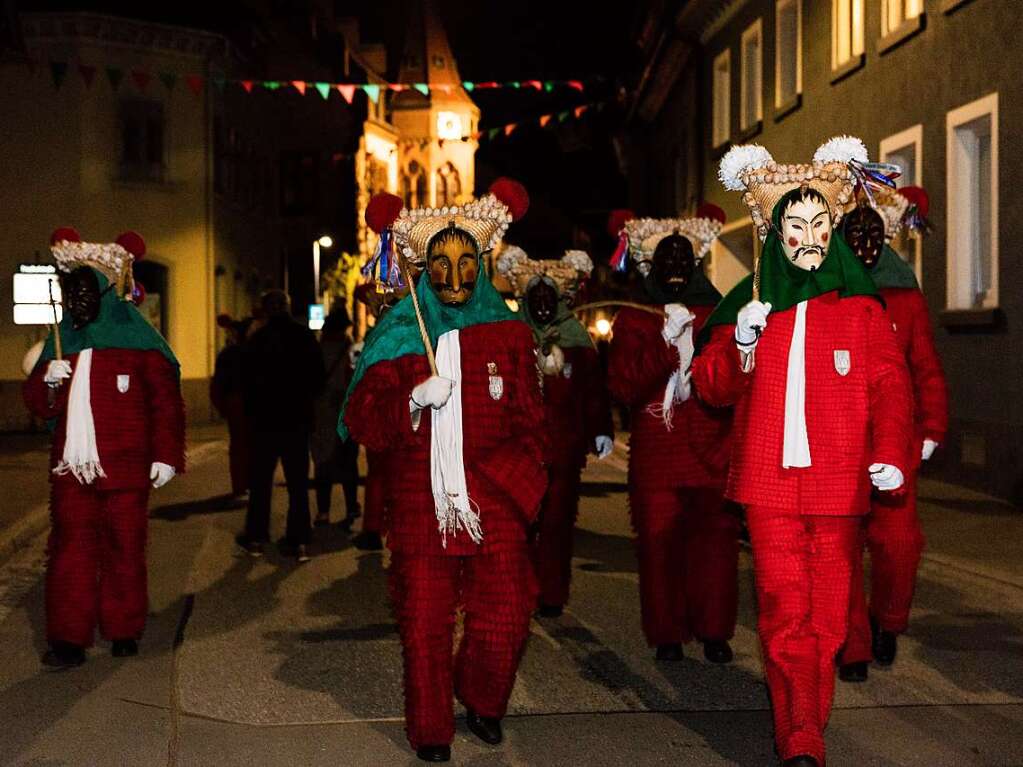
left=833, top=350, right=851, bottom=376
left=117, top=374, right=131, bottom=393
left=562, top=362, right=573, bottom=379
left=487, top=362, right=504, bottom=400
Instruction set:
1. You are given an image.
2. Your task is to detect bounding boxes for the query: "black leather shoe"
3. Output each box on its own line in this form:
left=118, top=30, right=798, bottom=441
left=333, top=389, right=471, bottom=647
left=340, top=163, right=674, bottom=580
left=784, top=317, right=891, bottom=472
left=466, top=709, right=503, bottom=745
left=351, top=531, right=383, bottom=551
left=111, top=639, right=138, bottom=658
left=415, top=745, right=451, bottom=762
left=783, top=756, right=818, bottom=767
left=703, top=640, right=733, bottom=664
left=872, top=617, right=898, bottom=666
left=537, top=603, right=563, bottom=618
left=839, top=661, right=869, bottom=683
left=655, top=643, right=684, bottom=661
left=41, top=641, right=85, bottom=669
left=235, top=534, right=264, bottom=557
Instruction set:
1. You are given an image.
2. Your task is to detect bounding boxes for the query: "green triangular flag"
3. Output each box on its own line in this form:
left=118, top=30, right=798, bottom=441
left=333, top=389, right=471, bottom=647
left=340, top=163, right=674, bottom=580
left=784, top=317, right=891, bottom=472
left=106, top=66, right=124, bottom=90
left=50, top=61, right=68, bottom=89
left=413, top=83, right=429, bottom=96
left=159, top=72, right=177, bottom=91
left=315, top=82, right=330, bottom=99
left=462, top=81, right=475, bottom=92
left=510, top=81, right=520, bottom=89
left=544, top=81, right=554, bottom=93
left=212, top=75, right=226, bottom=92
left=263, top=80, right=280, bottom=91
left=557, top=111, right=570, bottom=122
left=487, top=127, right=500, bottom=140
left=363, top=84, right=380, bottom=103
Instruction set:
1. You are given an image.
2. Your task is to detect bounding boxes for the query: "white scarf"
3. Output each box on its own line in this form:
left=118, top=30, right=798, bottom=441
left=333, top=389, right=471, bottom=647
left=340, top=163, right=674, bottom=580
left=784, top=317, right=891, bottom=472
left=431, top=330, right=483, bottom=547
left=782, top=301, right=811, bottom=468
left=53, top=348, right=106, bottom=484
left=648, top=308, right=694, bottom=430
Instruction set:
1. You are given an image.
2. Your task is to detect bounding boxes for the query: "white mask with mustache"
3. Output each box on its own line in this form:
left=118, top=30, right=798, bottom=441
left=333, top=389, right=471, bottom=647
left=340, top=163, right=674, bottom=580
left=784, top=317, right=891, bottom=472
left=779, top=196, right=833, bottom=271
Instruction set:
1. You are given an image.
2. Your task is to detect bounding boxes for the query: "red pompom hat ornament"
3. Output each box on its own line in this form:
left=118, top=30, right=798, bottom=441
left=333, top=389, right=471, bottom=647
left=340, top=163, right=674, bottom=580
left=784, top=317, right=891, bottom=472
left=606, top=210, right=635, bottom=273
left=116, top=231, right=146, bottom=260
left=696, top=203, right=727, bottom=226
left=899, top=186, right=932, bottom=235
left=365, top=193, right=404, bottom=235
left=489, top=177, right=529, bottom=221
left=50, top=227, right=81, bottom=245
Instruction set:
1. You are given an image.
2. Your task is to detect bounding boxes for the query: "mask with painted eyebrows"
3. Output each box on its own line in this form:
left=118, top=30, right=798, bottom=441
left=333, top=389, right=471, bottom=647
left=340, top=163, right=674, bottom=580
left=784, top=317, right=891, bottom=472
left=428, top=226, right=479, bottom=305
left=779, top=189, right=832, bottom=272
left=843, top=204, right=886, bottom=269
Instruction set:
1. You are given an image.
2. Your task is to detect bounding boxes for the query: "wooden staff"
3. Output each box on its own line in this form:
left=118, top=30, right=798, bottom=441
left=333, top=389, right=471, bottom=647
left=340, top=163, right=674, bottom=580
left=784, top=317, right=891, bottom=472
left=48, top=277, right=63, bottom=361
left=571, top=300, right=665, bottom=317
left=397, top=251, right=437, bottom=375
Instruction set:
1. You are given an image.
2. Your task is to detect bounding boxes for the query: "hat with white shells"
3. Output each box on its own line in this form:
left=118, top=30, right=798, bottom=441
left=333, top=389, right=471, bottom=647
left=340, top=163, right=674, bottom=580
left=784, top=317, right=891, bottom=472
left=622, top=216, right=723, bottom=276
left=496, top=245, right=594, bottom=299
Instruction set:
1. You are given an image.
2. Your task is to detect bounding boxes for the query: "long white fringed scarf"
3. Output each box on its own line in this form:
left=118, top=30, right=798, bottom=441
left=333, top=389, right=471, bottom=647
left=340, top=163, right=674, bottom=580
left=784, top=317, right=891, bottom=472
left=431, top=330, right=483, bottom=546
left=647, top=307, right=695, bottom=430
left=782, top=301, right=811, bottom=468
left=53, top=348, right=106, bottom=484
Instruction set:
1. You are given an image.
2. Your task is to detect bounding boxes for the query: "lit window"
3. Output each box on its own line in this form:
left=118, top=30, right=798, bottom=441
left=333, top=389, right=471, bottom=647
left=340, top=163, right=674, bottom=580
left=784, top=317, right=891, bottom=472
left=946, top=93, right=999, bottom=310
left=882, top=0, right=923, bottom=37
left=880, top=124, right=923, bottom=282
left=436, top=111, right=463, bottom=140
left=775, top=0, right=801, bottom=107
left=740, top=20, right=763, bottom=130
left=712, top=50, right=731, bottom=147
left=832, top=0, right=865, bottom=70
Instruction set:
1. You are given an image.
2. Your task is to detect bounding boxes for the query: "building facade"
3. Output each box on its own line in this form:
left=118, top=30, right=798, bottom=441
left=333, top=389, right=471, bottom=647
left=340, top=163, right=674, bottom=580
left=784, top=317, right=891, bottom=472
left=628, top=0, right=1021, bottom=501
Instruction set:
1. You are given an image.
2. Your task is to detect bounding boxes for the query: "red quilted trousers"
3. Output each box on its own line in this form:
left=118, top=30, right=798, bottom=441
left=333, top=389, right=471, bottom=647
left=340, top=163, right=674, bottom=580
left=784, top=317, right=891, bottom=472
left=389, top=546, right=536, bottom=749
left=362, top=451, right=387, bottom=535
left=532, top=465, right=583, bottom=608
left=747, top=506, right=860, bottom=765
left=631, top=485, right=739, bottom=646
left=46, top=479, right=150, bottom=647
left=842, top=473, right=925, bottom=664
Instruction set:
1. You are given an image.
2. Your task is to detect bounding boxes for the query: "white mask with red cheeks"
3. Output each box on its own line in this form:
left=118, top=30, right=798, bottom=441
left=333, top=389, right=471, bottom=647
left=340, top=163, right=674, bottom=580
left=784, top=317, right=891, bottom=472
left=779, top=194, right=833, bottom=271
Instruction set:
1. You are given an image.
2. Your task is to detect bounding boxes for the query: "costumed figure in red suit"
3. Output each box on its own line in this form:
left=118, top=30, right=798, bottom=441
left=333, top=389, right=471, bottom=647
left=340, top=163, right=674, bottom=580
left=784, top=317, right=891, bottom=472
left=496, top=246, right=614, bottom=617
left=692, top=137, right=914, bottom=767
left=837, top=183, right=948, bottom=683
left=23, top=229, right=185, bottom=668
left=607, top=209, right=740, bottom=664
left=341, top=179, right=546, bottom=763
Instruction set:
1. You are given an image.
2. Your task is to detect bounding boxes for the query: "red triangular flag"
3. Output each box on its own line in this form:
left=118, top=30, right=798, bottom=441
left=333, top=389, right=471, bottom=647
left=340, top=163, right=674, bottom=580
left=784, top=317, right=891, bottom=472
left=388, top=83, right=406, bottom=92
left=524, top=80, right=542, bottom=90
left=504, top=123, right=517, bottom=136
left=185, top=74, right=204, bottom=95
left=471, top=131, right=482, bottom=140
left=292, top=81, right=306, bottom=95
left=567, top=80, right=584, bottom=92
left=336, top=84, right=356, bottom=103
left=241, top=80, right=254, bottom=93
left=574, top=105, right=588, bottom=118
left=435, top=84, right=453, bottom=94
left=539, top=114, right=553, bottom=127
left=131, top=70, right=151, bottom=91
left=78, top=64, right=96, bottom=88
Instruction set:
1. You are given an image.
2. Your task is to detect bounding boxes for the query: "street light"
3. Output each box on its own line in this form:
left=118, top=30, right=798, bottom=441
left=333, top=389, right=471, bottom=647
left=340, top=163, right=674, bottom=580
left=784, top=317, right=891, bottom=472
left=312, top=235, right=333, bottom=306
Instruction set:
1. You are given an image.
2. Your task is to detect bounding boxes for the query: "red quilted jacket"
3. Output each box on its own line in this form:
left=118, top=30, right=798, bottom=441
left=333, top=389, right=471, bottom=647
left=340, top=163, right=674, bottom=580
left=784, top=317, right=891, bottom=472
left=542, top=345, right=614, bottom=469
left=880, top=287, right=948, bottom=469
left=343, top=320, right=548, bottom=556
left=692, top=292, right=912, bottom=516
left=609, top=304, right=732, bottom=489
left=24, top=348, right=186, bottom=489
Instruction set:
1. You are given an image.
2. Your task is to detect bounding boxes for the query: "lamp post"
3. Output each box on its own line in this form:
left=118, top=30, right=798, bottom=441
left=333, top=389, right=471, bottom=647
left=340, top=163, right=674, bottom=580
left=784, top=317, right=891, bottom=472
left=312, top=235, right=333, bottom=307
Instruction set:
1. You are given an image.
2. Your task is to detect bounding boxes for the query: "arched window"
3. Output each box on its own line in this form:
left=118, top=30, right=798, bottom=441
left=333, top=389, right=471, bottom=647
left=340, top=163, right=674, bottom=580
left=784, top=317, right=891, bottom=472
left=403, top=160, right=427, bottom=209
left=435, top=163, right=461, bottom=207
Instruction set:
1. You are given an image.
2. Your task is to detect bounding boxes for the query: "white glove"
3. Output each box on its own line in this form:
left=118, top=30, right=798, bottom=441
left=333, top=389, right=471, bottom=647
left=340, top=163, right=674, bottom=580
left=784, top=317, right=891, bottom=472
left=921, top=439, right=938, bottom=461
left=348, top=341, right=364, bottom=367
left=869, top=463, right=904, bottom=492
left=595, top=435, right=613, bottom=459
left=411, top=376, right=455, bottom=410
left=44, top=359, right=72, bottom=386
left=736, top=301, right=772, bottom=346
left=150, top=462, right=176, bottom=489
left=540, top=344, right=565, bottom=376
left=661, top=303, right=695, bottom=343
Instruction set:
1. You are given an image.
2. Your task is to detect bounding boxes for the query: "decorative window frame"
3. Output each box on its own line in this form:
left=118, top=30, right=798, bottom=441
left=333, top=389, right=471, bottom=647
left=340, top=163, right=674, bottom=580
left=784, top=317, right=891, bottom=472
left=774, top=0, right=802, bottom=112
left=711, top=49, right=732, bottom=148
left=740, top=19, right=764, bottom=132
left=879, top=123, right=924, bottom=283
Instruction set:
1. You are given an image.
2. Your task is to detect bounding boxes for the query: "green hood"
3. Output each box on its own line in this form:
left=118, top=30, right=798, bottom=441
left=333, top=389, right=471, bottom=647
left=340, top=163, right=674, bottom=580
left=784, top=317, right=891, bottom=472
left=338, top=258, right=519, bottom=440
left=40, top=268, right=178, bottom=372
left=637, top=264, right=723, bottom=307
left=520, top=300, right=593, bottom=354
left=869, top=244, right=919, bottom=290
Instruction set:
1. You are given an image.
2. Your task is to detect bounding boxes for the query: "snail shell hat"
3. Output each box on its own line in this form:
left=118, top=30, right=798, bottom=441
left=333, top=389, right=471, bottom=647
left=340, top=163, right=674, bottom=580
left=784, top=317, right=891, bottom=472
left=621, top=216, right=723, bottom=276
left=718, top=135, right=866, bottom=239
left=496, top=246, right=594, bottom=299
left=49, top=227, right=145, bottom=300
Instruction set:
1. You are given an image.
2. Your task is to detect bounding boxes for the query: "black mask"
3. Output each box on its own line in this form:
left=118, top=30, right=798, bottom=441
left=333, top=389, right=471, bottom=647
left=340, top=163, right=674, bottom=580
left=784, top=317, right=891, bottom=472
left=525, top=280, right=558, bottom=326
left=651, top=234, right=695, bottom=300
left=843, top=205, right=886, bottom=269
left=62, top=267, right=101, bottom=329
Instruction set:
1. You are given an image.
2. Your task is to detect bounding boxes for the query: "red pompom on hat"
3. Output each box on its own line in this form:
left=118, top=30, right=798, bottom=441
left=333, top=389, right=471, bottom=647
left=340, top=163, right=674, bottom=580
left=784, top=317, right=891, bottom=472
left=696, top=202, right=727, bottom=225
left=116, top=231, right=146, bottom=259
left=606, top=209, right=635, bottom=237
left=50, top=227, right=81, bottom=245
left=365, top=193, right=404, bottom=234
left=489, top=177, right=529, bottom=221
left=899, top=186, right=929, bottom=218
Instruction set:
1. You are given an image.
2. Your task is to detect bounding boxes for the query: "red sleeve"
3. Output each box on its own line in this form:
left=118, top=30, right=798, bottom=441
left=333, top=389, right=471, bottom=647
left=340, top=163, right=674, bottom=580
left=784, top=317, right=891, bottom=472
left=343, top=356, right=426, bottom=454
left=691, top=323, right=751, bottom=408
left=906, top=291, right=949, bottom=443
left=144, top=351, right=187, bottom=473
left=23, top=360, right=68, bottom=420
left=867, top=304, right=914, bottom=473
left=607, top=310, right=677, bottom=406
left=582, top=347, right=614, bottom=443
left=474, top=326, right=548, bottom=522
